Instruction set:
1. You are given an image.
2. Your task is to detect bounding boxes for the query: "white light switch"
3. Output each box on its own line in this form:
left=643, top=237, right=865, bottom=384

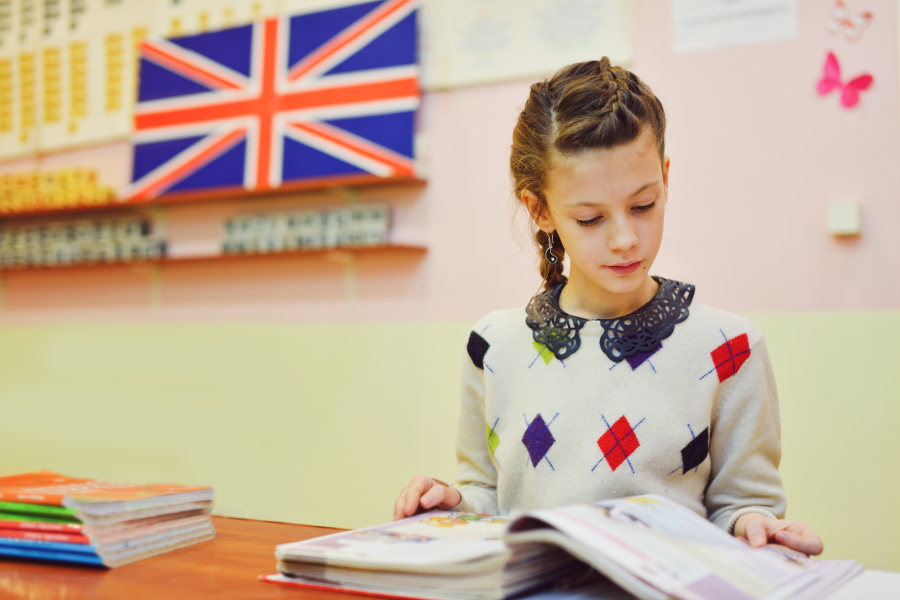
left=827, top=201, right=862, bottom=236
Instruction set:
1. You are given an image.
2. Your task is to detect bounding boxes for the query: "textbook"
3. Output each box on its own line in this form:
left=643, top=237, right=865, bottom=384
left=262, top=495, right=862, bottom=600
left=0, top=471, right=215, bottom=567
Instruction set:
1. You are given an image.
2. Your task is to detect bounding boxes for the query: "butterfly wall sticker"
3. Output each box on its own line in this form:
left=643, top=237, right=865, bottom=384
left=817, top=52, right=873, bottom=109
left=828, top=0, right=872, bottom=41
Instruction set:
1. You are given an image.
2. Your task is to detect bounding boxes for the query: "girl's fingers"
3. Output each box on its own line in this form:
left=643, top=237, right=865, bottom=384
left=784, top=521, right=815, bottom=537
left=421, top=484, right=443, bottom=509
left=393, top=477, right=459, bottom=521
left=396, top=487, right=410, bottom=519
left=405, top=485, right=424, bottom=517
left=440, top=487, right=462, bottom=509
left=393, top=487, right=411, bottom=521
left=393, top=477, right=438, bottom=521
left=734, top=517, right=823, bottom=556
left=744, top=519, right=769, bottom=548
left=775, top=530, right=824, bottom=556
left=394, top=486, right=421, bottom=520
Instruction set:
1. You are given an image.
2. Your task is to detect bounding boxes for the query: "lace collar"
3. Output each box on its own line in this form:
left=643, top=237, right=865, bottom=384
left=525, top=276, right=695, bottom=362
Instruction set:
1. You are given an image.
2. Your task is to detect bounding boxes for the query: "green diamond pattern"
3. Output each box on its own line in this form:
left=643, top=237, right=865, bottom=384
left=532, top=341, right=554, bottom=365
left=485, top=420, right=500, bottom=461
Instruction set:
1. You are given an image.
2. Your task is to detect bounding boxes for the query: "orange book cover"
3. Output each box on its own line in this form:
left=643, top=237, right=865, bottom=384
left=0, top=471, right=211, bottom=507
left=0, top=528, right=91, bottom=545
left=0, top=519, right=83, bottom=533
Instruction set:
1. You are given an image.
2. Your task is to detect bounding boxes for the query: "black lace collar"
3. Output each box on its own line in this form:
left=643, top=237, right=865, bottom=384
left=525, top=276, right=695, bottom=362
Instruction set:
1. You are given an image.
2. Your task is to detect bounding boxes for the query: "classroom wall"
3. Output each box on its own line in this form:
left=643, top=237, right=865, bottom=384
left=1, top=312, right=898, bottom=570
left=1, top=0, right=899, bottom=571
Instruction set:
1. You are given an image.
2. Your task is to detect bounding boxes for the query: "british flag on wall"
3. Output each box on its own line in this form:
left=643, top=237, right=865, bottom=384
left=128, top=0, right=420, bottom=203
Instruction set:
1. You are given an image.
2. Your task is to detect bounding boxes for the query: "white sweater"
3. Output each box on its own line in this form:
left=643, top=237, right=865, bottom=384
left=454, top=278, right=785, bottom=532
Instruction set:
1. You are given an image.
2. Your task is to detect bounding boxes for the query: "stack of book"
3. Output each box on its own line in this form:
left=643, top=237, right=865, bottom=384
left=0, top=471, right=215, bottom=567
left=263, top=495, right=862, bottom=600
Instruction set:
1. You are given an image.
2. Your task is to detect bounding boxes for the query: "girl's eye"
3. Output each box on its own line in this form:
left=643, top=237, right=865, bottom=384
left=633, top=201, right=656, bottom=213
left=576, top=216, right=601, bottom=227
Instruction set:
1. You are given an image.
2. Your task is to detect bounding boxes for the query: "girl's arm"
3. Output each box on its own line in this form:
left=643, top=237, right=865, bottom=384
left=453, top=333, right=500, bottom=515
left=392, top=331, right=499, bottom=520
left=705, top=335, right=821, bottom=554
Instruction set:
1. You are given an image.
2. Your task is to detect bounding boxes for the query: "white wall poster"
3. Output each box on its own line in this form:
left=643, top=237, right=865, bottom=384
left=671, top=0, right=799, bottom=54
left=420, top=0, right=635, bottom=91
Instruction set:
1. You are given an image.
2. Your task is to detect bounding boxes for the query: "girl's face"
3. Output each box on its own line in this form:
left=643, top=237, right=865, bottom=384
left=526, top=129, right=669, bottom=311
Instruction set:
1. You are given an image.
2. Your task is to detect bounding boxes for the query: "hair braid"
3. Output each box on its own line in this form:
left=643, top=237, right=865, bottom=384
left=537, top=229, right=567, bottom=289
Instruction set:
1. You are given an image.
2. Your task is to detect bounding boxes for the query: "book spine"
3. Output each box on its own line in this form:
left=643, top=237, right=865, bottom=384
left=0, top=529, right=90, bottom=544
left=0, top=544, right=105, bottom=566
left=0, top=536, right=98, bottom=554
left=0, top=519, right=83, bottom=533
left=0, top=491, right=66, bottom=506
left=0, top=500, right=78, bottom=518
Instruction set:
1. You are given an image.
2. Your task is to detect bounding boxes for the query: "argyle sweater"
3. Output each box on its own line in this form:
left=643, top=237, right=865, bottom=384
left=453, top=279, right=786, bottom=532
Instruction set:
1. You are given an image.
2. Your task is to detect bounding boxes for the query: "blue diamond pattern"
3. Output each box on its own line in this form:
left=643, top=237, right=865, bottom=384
left=626, top=342, right=662, bottom=370
left=522, top=413, right=556, bottom=469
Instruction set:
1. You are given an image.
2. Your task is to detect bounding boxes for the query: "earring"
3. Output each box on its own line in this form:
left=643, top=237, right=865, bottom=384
left=544, top=230, right=558, bottom=265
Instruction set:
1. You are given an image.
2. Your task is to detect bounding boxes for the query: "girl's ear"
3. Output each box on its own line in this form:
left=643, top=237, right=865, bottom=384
left=522, top=190, right=554, bottom=232
left=662, top=156, right=670, bottom=202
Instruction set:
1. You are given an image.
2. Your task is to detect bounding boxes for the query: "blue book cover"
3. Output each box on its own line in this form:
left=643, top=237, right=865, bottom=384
left=0, top=544, right=105, bottom=565
left=0, top=536, right=98, bottom=555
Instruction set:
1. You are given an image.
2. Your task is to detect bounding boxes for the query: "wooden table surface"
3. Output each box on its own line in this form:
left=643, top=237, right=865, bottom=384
left=2, top=516, right=894, bottom=600
left=0, top=515, right=352, bottom=600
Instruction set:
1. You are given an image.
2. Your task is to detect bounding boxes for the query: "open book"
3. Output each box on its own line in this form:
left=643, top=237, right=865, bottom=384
left=262, top=495, right=861, bottom=600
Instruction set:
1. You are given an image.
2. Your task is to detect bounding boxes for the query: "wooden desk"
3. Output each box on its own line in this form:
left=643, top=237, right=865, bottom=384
left=1, top=516, right=897, bottom=600
left=0, top=515, right=347, bottom=600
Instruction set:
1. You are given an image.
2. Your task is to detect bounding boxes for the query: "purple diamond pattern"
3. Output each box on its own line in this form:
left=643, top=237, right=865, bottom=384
left=522, top=413, right=556, bottom=468
left=626, top=342, right=662, bottom=370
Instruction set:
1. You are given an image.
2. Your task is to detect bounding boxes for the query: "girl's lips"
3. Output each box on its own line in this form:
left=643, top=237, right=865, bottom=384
left=606, top=260, right=642, bottom=275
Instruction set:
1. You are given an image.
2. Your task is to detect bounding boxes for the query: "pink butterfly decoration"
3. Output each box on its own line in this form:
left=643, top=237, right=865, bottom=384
left=817, top=52, right=873, bottom=108
left=828, top=0, right=872, bottom=42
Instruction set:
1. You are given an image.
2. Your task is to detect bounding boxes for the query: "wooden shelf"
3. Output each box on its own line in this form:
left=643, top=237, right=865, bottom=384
left=0, top=176, right=426, bottom=219
left=0, top=243, right=427, bottom=272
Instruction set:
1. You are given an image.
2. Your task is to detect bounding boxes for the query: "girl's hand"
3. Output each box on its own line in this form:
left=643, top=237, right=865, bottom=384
left=734, top=513, right=824, bottom=556
left=393, top=476, right=462, bottom=521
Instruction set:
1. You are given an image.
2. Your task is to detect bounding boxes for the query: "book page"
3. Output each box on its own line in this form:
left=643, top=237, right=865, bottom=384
left=510, top=496, right=831, bottom=600
left=276, top=511, right=511, bottom=571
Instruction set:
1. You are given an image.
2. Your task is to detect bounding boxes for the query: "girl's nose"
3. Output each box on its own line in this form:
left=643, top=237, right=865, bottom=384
left=608, top=217, right=638, bottom=252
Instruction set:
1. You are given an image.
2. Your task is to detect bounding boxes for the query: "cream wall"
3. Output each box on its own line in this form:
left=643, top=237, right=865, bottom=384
left=1, top=0, right=899, bottom=573
left=0, top=322, right=468, bottom=529
left=0, top=313, right=898, bottom=570
left=754, top=312, right=900, bottom=571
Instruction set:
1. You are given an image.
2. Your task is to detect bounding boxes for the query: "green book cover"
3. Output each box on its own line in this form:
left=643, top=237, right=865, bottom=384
left=0, top=501, right=80, bottom=521
left=0, top=511, right=81, bottom=525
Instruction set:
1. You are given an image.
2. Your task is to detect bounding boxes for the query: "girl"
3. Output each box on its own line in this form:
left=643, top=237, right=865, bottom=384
left=394, top=58, right=822, bottom=556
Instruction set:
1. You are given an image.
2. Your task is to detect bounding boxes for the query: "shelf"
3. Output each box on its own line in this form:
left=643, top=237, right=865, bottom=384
left=0, top=176, right=426, bottom=219
left=0, top=244, right=427, bottom=272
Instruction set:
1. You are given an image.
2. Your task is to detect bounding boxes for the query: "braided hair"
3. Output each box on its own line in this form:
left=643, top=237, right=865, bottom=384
left=510, top=57, right=667, bottom=290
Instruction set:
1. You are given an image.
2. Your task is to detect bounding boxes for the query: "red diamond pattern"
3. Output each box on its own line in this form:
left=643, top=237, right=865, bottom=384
left=597, top=416, right=641, bottom=472
left=710, top=333, right=751, bottom=383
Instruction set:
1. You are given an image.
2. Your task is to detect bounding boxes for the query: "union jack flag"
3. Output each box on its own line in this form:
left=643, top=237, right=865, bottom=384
left=128, top=0, right=419, bottom=203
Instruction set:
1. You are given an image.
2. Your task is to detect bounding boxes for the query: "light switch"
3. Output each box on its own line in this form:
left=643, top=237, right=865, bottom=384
left=827, top=201, right=862, bottom=236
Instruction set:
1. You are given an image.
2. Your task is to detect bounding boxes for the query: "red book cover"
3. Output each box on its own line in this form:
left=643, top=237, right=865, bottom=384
left=0, top=471, right=211, bottom=507
left=0, top=528, right=91, bottom=545
left=0, top=519, right=83, bottom=533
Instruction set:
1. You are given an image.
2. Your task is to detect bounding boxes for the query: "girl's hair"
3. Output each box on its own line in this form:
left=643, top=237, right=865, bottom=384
left=510, top=57, right=667, bottom=290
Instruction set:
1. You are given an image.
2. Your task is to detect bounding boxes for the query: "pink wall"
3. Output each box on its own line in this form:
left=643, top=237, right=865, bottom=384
left=646, top=0, right=900, bottom=313
left=2, top=0, right=898, bottom=323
